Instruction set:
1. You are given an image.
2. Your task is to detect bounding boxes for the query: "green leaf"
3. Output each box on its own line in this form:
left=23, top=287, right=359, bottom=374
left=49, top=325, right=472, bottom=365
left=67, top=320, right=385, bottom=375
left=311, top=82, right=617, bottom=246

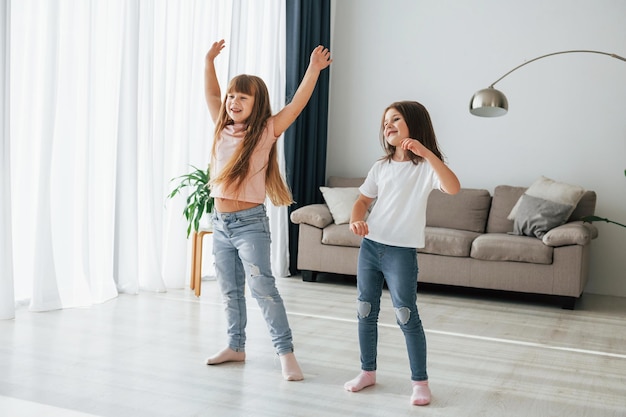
left=167, top=163, right=214, bottom=238
left=582, top=215, right=626, bottom=229
left=582, top=215, right=605, bottom=222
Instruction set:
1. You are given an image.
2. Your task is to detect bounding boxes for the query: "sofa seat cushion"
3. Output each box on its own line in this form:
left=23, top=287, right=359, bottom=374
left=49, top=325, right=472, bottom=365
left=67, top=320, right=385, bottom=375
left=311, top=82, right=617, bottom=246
left=471, top=233, right=553, bottom=264
left=322, top=223, right=362, bottom=247
left=419, top=227, right=481, bottom=257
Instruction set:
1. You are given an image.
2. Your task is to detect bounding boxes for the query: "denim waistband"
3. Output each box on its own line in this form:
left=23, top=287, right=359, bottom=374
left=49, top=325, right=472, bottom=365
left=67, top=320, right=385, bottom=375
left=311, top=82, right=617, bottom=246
left=214, top=204, right=266, bottom=221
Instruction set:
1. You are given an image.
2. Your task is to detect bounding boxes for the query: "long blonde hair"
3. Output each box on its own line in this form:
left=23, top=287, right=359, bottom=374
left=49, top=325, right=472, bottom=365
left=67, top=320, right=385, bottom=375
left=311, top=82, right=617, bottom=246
left=210, top=74, right=293, bottom=206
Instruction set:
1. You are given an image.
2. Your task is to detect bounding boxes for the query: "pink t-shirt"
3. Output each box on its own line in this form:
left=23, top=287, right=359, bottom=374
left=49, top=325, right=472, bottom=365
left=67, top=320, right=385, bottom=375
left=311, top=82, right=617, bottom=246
left=211, top=118, right=278, bottom=204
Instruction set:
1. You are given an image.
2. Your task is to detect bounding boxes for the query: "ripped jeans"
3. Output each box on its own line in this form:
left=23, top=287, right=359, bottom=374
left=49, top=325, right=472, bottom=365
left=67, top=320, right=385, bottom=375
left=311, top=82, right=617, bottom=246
left=356, top=238, right=428, bottom=381
left=211, top=204, right=294, bottom=355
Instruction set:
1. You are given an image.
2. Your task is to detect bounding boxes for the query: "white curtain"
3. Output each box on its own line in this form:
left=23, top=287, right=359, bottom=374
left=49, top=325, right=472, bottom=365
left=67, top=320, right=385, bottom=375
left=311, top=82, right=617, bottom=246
left=1, top=0, right=15, bottom=320
left=2, top=0, right=288, bottom=316
left=228, top=0, right=289, bottom=278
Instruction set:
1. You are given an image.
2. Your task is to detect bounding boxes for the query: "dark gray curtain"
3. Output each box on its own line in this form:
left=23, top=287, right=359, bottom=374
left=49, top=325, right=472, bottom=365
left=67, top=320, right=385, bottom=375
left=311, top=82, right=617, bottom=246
left=284, top=0, right=331, bottom=275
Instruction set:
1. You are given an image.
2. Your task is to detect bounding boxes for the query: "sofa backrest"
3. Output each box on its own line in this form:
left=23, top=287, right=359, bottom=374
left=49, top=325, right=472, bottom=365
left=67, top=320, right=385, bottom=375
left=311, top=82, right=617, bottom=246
left=569, top=191, right=597, bottom=221
left=327, top=176, right=365, bottom=188
left=486, top=185, right=597, bottom=234
left=426, top=188, right=492, bottom=233
left=485, top=185, right=525, bottom=233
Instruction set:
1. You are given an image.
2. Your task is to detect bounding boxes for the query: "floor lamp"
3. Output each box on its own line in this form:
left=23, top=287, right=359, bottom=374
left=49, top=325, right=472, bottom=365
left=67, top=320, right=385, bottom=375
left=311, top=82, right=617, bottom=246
left=469, top=50, right=626, bottom=228
left=469, top=50, right=626, bottom=117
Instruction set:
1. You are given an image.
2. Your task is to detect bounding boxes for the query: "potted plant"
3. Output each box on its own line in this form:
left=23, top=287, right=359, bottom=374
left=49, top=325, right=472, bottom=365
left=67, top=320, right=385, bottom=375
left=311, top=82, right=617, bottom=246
left=582, top=169, right=626, bottom=229
left=168, top=164, right=214, bottom=237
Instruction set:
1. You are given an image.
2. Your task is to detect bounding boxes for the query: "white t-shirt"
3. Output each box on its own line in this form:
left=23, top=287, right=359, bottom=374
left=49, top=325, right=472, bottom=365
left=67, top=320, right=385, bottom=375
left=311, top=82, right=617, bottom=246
left=359, top=159, right=441, bottom=248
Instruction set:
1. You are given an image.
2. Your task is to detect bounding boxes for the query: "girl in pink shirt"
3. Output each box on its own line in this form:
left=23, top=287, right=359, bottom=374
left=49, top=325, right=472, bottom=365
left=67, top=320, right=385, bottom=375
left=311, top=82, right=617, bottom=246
left=203, top=39, right=331, bottom=381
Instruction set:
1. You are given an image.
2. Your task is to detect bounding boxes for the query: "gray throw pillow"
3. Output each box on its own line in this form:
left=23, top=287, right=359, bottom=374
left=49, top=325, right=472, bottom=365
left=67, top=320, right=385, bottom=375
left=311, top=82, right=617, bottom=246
left=512, top=194, right=573, bottom=239
left=507, top=175, right=585, bottom=221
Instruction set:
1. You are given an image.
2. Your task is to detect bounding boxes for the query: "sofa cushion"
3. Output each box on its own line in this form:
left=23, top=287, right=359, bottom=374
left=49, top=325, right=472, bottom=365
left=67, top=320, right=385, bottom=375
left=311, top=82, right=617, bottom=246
left=319, top=186, right=361, bottom=225
left=322, top=223, right=362, bottom=247
left=508, top=176, right=585, bottom=221
left=327, top=176, right=366, bottom=188
left=568, top=191, right=597, bottom=221
left=486, top=185, right=526, bottom=233
left=471, top=233, right=553, bottom=264
left=488, top=186, right=597, bottom=235
left=419, top=227, right=481, bottom=257
left=426, top=188, right=491, bottom=233
left=511, top=194, right=573, bottom=239
left=542, top=221, right=597, bottom=247
left=290, top=204, right=334, bottom=228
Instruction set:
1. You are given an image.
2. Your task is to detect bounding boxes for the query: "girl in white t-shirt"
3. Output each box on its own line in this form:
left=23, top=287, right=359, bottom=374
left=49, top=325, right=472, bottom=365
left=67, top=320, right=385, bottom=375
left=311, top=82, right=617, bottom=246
left=344, top=101, right=460, bottom=405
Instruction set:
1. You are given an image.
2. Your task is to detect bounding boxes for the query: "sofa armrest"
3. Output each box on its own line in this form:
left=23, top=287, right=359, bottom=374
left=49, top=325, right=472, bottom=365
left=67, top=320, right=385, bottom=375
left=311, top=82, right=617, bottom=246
left=542, top=221, right=599, bottom=247
left=290, top=204, right=334, bottom=229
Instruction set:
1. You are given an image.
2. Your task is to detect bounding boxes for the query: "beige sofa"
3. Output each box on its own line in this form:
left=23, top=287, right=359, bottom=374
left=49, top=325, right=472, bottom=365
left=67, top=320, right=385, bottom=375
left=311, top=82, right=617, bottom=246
left=289, top=177, right=598, bottom=309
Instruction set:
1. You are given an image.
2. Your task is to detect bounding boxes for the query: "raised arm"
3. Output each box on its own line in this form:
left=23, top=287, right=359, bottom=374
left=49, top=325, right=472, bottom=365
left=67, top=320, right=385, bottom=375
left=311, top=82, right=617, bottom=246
left=400, top=138, right=461, bottom=195
left=425, top=154, right=461, bottom=195
left=273, top=45, right=332, bottom=137
left=204, top=39, right=226, bottom=123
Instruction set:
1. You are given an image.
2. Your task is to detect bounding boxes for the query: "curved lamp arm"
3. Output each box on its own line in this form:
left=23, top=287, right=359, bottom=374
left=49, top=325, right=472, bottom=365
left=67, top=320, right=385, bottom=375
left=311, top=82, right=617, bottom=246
left=470, top=49, right=626, bottom=117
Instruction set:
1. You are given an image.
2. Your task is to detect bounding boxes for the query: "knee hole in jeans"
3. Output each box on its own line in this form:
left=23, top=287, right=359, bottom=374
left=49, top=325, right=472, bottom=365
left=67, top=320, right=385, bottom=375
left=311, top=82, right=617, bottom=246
left=357, top=301, right=371, bottom=319
left=248, top=263, right=261, bottom=278
left=395, top=306, right=411, bottom=325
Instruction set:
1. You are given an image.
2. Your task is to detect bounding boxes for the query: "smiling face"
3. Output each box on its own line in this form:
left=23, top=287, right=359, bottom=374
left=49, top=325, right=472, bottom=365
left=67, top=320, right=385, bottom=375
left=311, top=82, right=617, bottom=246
left=383, top=108, right=409, bottom=147
left=222, top=75, right=271, bottom=129
left=225, top=91, right=255, bottom=123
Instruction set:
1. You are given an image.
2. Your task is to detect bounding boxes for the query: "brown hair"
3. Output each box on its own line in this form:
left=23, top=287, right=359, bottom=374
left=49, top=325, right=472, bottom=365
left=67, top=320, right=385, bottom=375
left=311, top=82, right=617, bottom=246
left=210, top=74, right=293, bottom=206
left=379, top=100, right=445, bottom=164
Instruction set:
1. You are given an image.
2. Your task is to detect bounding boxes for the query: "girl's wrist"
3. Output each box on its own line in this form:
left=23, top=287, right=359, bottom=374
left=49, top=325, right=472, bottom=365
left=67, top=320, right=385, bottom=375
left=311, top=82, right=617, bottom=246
left=306, top=65, right=322, bottom=74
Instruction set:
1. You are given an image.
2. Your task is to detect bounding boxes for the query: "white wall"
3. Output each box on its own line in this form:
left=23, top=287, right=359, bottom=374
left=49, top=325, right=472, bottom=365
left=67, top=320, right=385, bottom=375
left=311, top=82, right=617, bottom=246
left=327, top=0, right=626, bottom=297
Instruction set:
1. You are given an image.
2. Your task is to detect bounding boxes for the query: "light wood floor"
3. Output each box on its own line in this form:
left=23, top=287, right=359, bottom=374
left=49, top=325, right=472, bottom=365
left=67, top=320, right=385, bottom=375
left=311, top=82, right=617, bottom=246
left=1, top=274, right=626, bottom=417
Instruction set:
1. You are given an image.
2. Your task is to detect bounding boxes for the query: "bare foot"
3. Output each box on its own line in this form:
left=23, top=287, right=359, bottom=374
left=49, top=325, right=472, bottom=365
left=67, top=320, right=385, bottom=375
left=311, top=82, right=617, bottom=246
left=279, top=352, right=303, bottom=381
left=206, top=347, right=245, bottom=365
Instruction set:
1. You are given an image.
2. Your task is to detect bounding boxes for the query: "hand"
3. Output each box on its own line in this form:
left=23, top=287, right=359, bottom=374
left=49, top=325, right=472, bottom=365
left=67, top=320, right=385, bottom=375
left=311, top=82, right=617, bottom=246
left=350, top=220, right=369, bottom=237
left=400, top=138, right=429, bottom=158
left=309, top=45, right=332, bottom=72
left=206, top=39, right=226, bottom=63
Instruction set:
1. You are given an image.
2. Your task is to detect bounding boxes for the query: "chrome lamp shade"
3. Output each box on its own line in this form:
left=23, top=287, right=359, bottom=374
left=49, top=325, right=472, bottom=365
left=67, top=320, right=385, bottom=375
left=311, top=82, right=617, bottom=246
left=469, top=50, right=626, bottom=117
left=469, top=87, right=508, bottom=117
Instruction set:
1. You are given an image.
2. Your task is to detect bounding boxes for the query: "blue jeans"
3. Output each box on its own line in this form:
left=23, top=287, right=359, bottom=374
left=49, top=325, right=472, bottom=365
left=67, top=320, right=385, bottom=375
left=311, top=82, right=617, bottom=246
left=211, top=204, right=294, bottom=355
left=356, top=238, right=428, bottom=381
